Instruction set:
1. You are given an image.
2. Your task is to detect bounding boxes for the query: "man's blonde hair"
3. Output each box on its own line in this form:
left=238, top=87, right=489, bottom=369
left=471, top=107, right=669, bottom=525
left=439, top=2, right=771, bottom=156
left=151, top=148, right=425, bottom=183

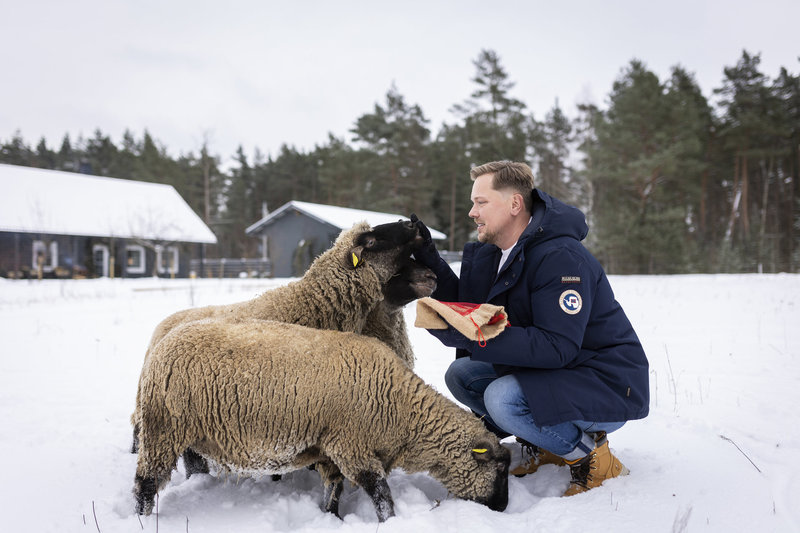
left=470, top=161, right=534, bottom=213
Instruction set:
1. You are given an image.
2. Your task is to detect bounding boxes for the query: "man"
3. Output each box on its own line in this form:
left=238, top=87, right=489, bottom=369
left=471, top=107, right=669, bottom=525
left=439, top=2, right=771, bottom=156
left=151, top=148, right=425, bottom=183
left=411, top=160, right=649, bottom=496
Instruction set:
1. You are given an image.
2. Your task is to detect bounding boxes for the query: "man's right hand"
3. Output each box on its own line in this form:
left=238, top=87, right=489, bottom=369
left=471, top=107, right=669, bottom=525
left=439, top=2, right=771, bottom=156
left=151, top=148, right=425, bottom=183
left=409, top=213, right=440, bottom=268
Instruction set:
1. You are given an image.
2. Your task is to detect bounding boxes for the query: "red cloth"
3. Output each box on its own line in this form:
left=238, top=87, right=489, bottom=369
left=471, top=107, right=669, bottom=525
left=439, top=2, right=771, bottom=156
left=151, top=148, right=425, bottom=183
left=414, top=298, right=509, bottom=347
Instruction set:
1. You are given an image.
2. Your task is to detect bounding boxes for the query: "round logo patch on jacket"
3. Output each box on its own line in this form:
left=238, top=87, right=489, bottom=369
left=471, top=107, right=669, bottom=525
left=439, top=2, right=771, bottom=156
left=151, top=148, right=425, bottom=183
left=559, top=289, right=582, bottom=315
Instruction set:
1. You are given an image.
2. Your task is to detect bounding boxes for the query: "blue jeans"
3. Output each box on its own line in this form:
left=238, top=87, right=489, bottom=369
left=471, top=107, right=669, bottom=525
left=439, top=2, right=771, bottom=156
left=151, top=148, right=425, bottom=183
left=444, top=357, right=625, bottom=461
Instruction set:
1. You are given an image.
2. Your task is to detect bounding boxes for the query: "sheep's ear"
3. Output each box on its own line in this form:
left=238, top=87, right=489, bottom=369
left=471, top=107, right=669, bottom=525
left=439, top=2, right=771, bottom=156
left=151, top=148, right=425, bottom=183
left=349, top=246, right=365, bottom=269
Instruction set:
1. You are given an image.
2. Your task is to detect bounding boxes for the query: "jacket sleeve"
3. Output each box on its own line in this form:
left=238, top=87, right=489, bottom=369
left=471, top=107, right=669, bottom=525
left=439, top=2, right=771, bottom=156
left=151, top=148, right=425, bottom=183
left=429, top=257, right=460, bottom=302
left=470, top=248, right=595, bottom=369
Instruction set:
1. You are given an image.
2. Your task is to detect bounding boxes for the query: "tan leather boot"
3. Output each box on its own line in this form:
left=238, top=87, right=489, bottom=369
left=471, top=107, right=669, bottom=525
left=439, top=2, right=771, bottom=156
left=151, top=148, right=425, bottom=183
left=510, top=439, right=566, bottom=477
left=563, top=440, right=629, bottom=496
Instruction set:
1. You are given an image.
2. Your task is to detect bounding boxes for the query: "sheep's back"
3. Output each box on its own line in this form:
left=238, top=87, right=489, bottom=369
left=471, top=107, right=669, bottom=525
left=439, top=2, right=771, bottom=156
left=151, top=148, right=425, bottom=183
left=145, top=319, right=411, bottom=470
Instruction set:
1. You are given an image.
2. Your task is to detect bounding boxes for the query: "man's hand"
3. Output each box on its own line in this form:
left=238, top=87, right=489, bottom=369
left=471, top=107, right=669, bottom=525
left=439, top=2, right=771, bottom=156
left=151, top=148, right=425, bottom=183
left=409, top=213, right=440, bottom=268
left=427, top=324, right=475, bottom=351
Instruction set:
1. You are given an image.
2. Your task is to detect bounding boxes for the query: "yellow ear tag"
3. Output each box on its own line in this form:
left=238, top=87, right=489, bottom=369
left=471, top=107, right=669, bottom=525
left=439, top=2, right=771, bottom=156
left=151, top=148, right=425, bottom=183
left=352, top=252, right=360, bottom=268
left=472, top=448, right=488, bottom=454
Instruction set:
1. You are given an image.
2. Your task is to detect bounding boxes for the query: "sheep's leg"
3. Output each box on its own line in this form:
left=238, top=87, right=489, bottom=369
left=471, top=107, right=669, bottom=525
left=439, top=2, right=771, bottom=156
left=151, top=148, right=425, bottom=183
left=182, top=448, right=209, bottom=478
left=355, top=471, right=395, bottom=522
left=316, top=460, right=345, bottom=517
left=323, top=480, right=344, bottom=517
left=130, top=424, right=140, bottom=454
left=133, top=473, right=158, bottom=515
left=134, top=461, right=175, bottom=516
left=134, top=447, right=177, bottom=515
left=134, top=423, right=182, bottom=515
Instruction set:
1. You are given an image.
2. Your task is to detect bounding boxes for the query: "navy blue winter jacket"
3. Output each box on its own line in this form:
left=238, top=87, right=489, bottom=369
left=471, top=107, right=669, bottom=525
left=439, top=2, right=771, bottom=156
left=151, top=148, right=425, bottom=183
left=426, top=189, right=650, bottom=426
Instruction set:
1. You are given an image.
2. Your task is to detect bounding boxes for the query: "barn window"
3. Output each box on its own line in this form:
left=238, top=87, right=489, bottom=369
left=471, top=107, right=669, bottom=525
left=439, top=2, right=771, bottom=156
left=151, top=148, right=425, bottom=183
left=32, top=240, right=58, bottom=272
left=126, top=245, right=146, bottom=275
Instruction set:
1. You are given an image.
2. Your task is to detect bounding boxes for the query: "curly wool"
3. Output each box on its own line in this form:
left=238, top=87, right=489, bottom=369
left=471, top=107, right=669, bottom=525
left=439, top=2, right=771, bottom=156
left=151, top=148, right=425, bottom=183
left=360, top=301, right=413, bottom=368
left=135, top=318, right=508, bottom=505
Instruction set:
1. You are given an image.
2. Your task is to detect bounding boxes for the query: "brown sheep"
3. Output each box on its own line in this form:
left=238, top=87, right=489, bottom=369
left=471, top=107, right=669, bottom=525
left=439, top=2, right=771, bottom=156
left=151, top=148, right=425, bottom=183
left=133, top=318, right=510, bottom=522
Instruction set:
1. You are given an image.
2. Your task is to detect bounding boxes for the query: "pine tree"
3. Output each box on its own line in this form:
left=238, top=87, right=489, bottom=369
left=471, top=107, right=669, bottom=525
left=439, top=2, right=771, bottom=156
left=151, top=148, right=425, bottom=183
left=582, top=60, right=711, bottom=273
left=450, top=49, right=529, bottom=163
left=350, top=83, right=431, bottom=215
left=714, top=50, right=791, bottom=271
left=0, top=131, right=35, bottom=166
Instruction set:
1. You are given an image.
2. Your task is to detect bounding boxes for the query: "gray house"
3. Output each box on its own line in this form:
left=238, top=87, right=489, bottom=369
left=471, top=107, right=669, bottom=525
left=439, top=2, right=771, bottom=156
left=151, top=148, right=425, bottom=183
left=245, top=200, right=446, bottom=278
left=0, top=163, right=217, bottom=278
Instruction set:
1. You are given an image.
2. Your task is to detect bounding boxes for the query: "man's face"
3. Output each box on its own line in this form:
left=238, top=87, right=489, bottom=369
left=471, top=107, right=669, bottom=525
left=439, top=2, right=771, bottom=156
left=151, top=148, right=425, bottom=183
left=469, top=173, right=516, bottom=247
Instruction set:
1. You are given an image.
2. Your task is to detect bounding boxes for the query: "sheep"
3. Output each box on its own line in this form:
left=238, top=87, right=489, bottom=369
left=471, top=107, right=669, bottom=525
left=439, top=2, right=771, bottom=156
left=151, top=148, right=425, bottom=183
left=133, top=318, right=510, bottom=522
left=131, top=220, right=435, bottom=454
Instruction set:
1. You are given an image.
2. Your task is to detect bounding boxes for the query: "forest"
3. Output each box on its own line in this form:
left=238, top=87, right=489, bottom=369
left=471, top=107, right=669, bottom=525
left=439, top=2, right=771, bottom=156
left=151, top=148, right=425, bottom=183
left=2, top=49, right=798, bottom=274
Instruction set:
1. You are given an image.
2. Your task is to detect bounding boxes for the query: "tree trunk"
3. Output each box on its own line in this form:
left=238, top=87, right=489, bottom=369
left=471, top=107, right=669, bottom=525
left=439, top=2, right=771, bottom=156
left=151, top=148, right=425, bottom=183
left=742, top=153, right=750, bottom=238
left=757, top=157, right=773, bottom=272
left=449, top=172, right=457, bottom=251
left=724, top=154, right=742, bottom=248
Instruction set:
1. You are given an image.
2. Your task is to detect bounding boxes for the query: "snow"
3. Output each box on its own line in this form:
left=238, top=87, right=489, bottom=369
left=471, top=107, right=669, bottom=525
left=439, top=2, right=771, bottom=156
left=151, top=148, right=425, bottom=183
left=1, top=273, right=798, bottom=532
left=246, top=200, right=448, bottom=241
left=0, top=164, right=217, bottom=243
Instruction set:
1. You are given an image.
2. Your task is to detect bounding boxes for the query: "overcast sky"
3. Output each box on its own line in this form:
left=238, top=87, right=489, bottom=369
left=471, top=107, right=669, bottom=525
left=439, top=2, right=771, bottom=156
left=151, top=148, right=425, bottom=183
left=2, top=0, right=798, bottom=167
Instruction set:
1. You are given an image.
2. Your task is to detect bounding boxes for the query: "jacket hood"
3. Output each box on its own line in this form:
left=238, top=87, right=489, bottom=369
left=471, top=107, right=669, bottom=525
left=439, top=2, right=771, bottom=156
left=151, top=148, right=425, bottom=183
left=519, top=189, right=588, bottom=247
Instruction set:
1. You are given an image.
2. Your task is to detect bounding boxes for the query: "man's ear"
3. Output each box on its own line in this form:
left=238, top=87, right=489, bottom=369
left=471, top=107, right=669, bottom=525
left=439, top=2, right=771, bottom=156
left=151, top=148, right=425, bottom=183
left=510, top=192, right=524, bottom=216
left=348, top=246, right=364, bottom=269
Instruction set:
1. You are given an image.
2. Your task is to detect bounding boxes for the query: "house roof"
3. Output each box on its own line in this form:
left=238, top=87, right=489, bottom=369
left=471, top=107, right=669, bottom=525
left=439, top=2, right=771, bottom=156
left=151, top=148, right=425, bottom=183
left=0, top=164, right=217, bottom=243
left=245, top=200, right=447, bottom=240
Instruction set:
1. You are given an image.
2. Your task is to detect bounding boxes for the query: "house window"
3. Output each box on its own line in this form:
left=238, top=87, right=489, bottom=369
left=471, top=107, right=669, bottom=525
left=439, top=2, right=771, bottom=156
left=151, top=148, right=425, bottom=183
left=156, top=245, right=179, bottom=275
left=92, top=244, right=109, bottom=277
left=126, top=245, right=146, bottom=275
left=32, top=240, right=58, bottom=272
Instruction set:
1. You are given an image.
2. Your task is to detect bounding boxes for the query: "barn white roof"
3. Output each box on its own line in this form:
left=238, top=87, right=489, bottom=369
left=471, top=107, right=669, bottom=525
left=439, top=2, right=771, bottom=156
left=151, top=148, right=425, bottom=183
left=0, top=163, right=217, bottom=243
left=245, top=200, right=447, bottom=240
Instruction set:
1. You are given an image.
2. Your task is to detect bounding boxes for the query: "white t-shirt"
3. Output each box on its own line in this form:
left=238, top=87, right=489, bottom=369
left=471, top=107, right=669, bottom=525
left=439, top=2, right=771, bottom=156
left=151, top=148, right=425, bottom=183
left=497, top=217, right=533, bottom=274
left=497, top=246, right=515, bottom=274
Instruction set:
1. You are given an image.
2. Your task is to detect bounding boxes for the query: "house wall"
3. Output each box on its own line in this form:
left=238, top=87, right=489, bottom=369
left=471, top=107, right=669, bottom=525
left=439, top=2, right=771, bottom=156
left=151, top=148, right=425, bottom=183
left=0, top=232, right=204, bottom=279
left=256, top=211, right=340, bottom=277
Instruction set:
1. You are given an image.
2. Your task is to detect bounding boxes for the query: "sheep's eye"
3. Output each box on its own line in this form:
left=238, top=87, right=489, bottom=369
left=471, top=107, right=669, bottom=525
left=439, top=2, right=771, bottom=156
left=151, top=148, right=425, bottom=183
left=365, top=238, right=376, bottom=248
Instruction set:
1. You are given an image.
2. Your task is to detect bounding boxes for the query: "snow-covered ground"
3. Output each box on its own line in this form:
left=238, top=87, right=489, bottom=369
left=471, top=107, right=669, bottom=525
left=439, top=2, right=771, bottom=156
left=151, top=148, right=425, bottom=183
left=1, top=273, right=798, bottom=532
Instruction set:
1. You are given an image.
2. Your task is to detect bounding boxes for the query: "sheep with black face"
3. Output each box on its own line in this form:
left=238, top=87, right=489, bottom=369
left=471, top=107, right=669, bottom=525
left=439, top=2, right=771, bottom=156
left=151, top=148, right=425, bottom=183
left=133, top=318, right=510, bottom=522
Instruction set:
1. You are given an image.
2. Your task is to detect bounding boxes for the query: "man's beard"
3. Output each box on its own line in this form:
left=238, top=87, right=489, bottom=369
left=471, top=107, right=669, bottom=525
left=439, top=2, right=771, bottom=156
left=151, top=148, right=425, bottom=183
left=477, top=227, right=498, bottom=246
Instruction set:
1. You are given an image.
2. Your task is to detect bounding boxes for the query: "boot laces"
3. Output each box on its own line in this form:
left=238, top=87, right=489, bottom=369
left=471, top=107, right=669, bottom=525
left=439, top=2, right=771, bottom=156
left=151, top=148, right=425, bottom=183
left=518, top=439, right=542, bottom=462
left=569, top=452, right=597, bottom=488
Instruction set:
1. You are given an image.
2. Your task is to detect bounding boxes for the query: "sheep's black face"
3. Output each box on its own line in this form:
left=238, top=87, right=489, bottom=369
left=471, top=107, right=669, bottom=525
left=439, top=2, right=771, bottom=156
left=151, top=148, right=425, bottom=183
left=383, top=258, right=437, bottom=308
left=354, top=220, right=422, bottom=254
left=438, top=439, right=510, bottom=513
left=467, top=443, right=510, bottom=512
left=350, top=220, right=424, bottom=281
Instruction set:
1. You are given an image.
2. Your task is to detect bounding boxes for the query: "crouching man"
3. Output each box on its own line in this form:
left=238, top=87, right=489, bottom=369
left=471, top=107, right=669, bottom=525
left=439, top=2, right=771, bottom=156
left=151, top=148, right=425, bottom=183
left=411, top=161, right=649, bottom=495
